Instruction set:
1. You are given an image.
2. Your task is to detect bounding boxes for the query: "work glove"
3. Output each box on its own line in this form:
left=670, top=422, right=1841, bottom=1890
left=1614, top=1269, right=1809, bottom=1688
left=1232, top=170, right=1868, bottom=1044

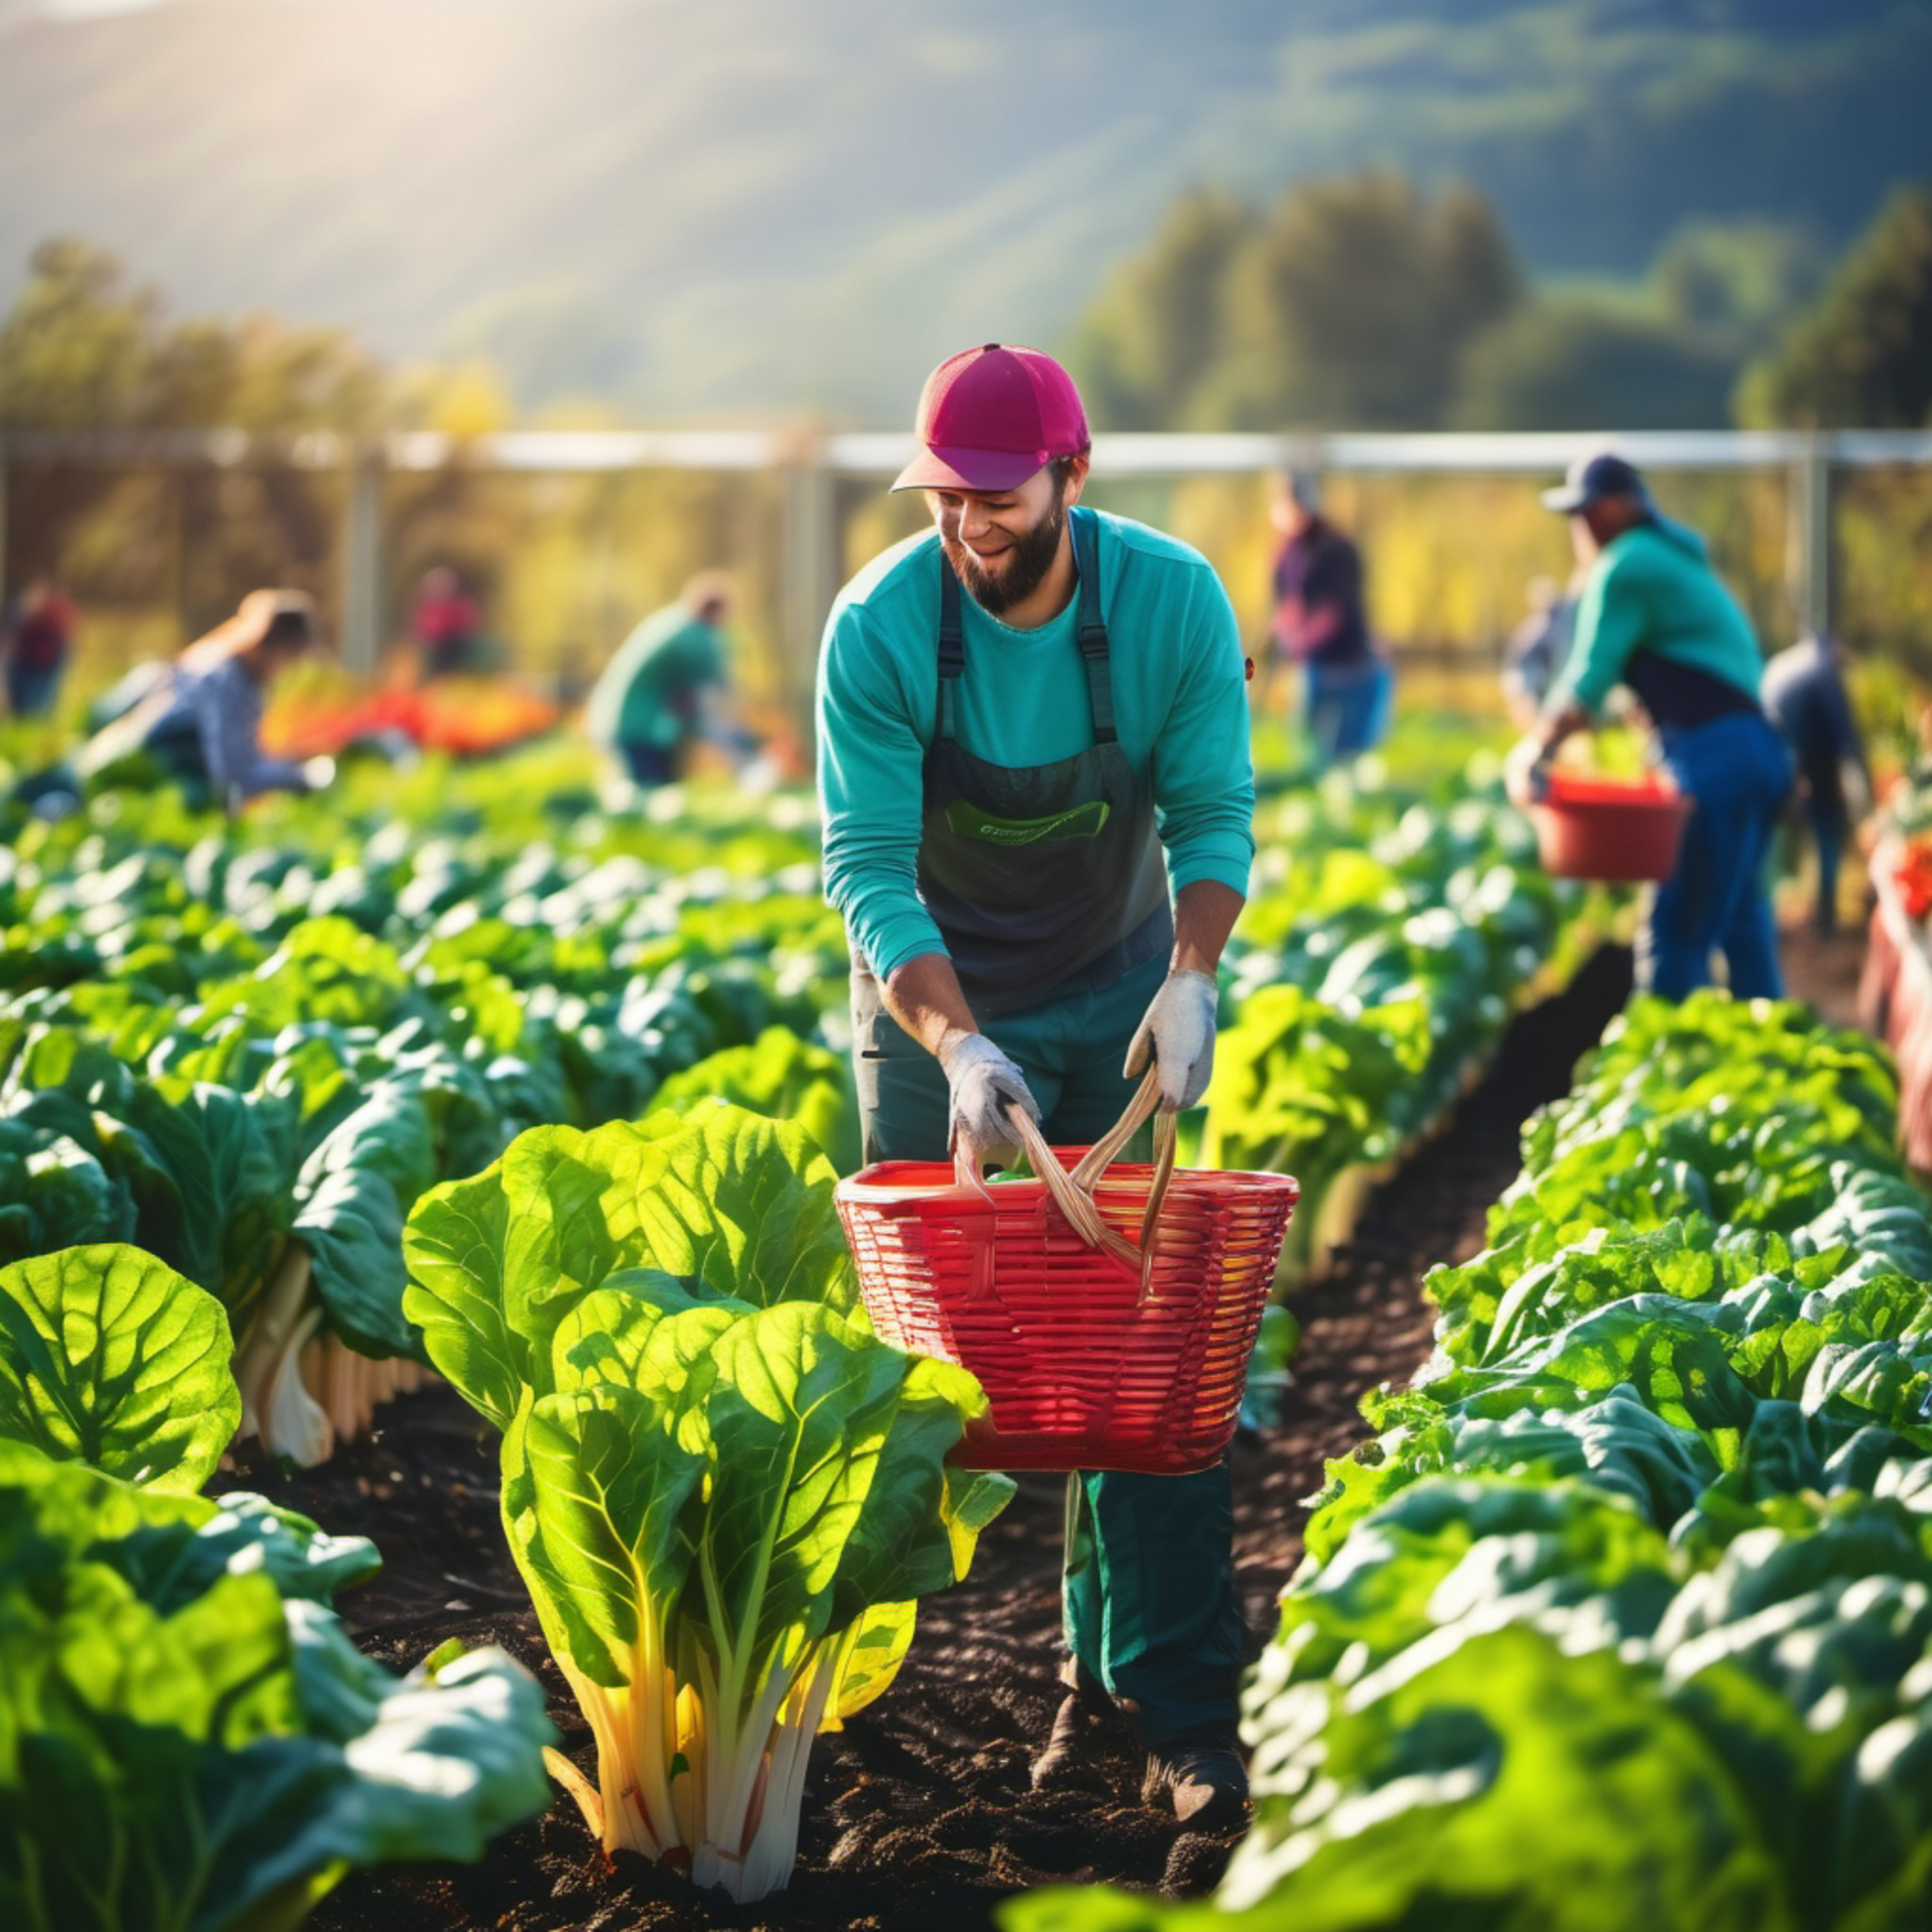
left=1124, top=969, right=1218, bottom=1112
left=939, top=1033, right=1039, bottom=1174
left=1503, top=736, right=1553, bottom=806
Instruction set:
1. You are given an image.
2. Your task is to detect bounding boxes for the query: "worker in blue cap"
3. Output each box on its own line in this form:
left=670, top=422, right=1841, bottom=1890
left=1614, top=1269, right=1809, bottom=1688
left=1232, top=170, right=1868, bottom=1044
left=1508, top=450, right=1792, bottom=997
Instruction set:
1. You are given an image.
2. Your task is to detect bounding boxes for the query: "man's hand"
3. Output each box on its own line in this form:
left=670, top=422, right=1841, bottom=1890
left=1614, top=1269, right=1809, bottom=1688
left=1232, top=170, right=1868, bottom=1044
left=1504, top=736, right=1553, bottom=806
left=938, top=1033, right=1039, bottom=1173
left=1124, top=969, right=1218, bottom=1111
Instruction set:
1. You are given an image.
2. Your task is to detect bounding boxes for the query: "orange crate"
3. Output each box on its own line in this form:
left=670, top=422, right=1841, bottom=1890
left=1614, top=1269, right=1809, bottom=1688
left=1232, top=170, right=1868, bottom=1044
left=835, top=1154, right=1299, bottom=1474
left=1531, top=770, right=1692, bottom=883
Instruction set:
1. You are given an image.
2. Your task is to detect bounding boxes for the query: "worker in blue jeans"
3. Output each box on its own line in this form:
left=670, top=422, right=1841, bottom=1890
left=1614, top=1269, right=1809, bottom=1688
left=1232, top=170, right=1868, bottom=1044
left=1508, top=450, right=1792, bottom=999
left=817, top=345, right=1256, bottom=1827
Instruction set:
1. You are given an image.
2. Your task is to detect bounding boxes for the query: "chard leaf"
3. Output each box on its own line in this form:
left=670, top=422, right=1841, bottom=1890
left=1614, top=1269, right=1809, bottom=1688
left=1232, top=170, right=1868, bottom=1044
left=523, top=1384, right=708, bottom=1688
left=293, top=1080, right=438, bottom=1359
left=405, top=1106, right=860, bottom=1432
left=1227, top=1622, right=1790, bottom=1932
left=692, top=1302, right=909, bottom=1667
left=649, top=1028, right=860, bottom=1174
left=0, top=1244, right=239, bottom=1492
left=624, top=1108, right=860, bottom=1313
left=825, top=1601, right=915, bottom=1726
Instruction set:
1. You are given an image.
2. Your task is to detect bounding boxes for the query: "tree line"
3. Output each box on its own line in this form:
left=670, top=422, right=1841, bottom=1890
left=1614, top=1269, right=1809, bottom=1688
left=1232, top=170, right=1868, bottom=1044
left=1067, top=173, right=1932, bottom=435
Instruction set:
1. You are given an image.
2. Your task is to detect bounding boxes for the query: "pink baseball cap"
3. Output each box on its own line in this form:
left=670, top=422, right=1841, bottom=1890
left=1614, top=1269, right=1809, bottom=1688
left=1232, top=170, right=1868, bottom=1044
left=892, top=343, right=1091, bottom=492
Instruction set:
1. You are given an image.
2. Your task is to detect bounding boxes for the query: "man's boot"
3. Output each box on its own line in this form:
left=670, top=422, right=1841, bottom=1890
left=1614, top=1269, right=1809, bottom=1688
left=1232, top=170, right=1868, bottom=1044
left=1140, top=1727, right=1250, bottom=1829
left=1030, top=1666, right=1120, bottom=1790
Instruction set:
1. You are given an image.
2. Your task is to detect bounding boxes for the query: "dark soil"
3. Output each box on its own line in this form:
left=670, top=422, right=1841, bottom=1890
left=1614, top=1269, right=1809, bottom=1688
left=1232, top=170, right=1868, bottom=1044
left=235, top=941, right=1652, bottom=1932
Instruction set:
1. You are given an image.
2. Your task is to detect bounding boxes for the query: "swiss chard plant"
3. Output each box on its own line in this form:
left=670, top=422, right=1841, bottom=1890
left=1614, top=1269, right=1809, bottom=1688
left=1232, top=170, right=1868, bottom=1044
left=403, top=1103, right=1013, bottom=1901
left=0, top=1439, right=556, bottom=1932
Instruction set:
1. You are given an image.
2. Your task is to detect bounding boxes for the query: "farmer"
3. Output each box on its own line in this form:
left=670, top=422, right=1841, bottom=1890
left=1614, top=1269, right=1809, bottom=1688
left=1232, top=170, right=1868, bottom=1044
left=76, top=588, right=330, bottom=807
left=815, top=344, right=1256, bottom=1827
left=1257, top=471, right=1392, bottom=764
left=1761, top=632, right=1869, bottom=935
left=409, top=566, right=484, bottom=681
left=1507, top=450, right=1792, bottom=998
left=2, top=577, right=76, bottom=719
left=587, top=572, right=746, bottom=787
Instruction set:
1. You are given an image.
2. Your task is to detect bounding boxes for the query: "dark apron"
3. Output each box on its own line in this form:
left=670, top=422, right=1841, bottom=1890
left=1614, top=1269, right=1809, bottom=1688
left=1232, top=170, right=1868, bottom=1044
left=915, top=507, right=1171, bottom=1016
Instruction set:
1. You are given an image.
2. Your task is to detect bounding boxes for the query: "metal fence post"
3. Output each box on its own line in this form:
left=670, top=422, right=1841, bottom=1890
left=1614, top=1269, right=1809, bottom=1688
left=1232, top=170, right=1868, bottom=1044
left=340, top=442, right=384, bottom=677
left=779, top=433, right=837, bottom=767
left=1792, top=437, right=1835, bottom=642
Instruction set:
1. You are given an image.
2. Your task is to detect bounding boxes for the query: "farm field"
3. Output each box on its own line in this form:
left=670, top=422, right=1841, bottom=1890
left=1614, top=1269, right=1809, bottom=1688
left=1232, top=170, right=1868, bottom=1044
left=4, top=727, right=1921, bottom=1932
left=258, top=946, right=1640, bottom=1932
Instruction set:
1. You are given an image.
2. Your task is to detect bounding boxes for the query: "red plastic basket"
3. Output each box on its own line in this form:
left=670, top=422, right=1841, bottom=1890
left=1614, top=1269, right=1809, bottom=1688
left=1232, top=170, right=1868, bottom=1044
left=835, top=1151, right=1299, bottom=1474
left=1531, top=770, right=1693, bottom=884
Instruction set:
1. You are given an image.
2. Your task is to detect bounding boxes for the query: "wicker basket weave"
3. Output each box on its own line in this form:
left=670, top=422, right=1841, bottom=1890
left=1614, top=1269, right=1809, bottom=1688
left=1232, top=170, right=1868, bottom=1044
left=835, top=1149, right=1299, bottom=1474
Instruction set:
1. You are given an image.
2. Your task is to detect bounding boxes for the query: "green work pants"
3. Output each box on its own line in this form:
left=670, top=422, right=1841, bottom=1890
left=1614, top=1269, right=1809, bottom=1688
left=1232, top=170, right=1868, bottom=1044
left=851, top=954, right=1249, bottom=1744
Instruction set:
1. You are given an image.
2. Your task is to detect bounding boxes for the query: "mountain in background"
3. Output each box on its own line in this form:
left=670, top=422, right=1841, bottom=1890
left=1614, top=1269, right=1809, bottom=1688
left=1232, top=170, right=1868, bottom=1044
left=1, top=0, right=1927, bottom=423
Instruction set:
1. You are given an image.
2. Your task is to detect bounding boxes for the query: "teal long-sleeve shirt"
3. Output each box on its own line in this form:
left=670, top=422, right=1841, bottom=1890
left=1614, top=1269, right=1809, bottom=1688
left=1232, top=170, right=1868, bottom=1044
left=1547, top=519, right=1763, bottom=718
left=815, top=510, right=1256, bottom=982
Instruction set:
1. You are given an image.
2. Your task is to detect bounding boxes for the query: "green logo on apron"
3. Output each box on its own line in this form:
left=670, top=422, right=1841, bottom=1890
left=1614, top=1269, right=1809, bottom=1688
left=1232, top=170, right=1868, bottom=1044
left=944, top=798, right=1112, bottom=846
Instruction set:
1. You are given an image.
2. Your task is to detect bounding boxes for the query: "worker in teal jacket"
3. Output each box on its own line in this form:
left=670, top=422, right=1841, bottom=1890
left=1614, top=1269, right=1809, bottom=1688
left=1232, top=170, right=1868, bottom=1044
left=1509, top=450, right=1791, bottom=998
left=816, top=344, right=1256, bottom=1828
left=587, top=573, right=739, bottom=786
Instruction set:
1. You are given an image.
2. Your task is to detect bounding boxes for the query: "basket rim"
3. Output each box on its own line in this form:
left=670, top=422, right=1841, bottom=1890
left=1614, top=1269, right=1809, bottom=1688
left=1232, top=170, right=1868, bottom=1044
left=1535, top=773, right=1691, bottom=819
left=835, top=1157, right=1300, bottom=1209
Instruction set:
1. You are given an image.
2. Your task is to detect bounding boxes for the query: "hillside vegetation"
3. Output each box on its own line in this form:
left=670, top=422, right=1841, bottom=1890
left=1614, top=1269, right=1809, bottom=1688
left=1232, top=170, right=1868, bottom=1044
left=0, top=0, right=1926, bottom=417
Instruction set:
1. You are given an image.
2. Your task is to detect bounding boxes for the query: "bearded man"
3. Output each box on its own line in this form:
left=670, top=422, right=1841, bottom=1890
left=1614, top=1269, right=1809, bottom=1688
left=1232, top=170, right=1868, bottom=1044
left=814, top=343, right=1257, bottom=1825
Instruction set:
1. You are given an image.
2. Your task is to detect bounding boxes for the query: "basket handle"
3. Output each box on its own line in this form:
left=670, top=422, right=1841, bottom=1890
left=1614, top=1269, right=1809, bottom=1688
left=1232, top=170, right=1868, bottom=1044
left=1001, top=1064, right=1179, bottom=1281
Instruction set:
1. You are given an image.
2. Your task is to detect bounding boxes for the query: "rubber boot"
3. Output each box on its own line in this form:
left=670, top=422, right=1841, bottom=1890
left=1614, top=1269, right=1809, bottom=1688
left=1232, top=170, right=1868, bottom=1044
left=1030, top=1661, right=1122, bottom=1791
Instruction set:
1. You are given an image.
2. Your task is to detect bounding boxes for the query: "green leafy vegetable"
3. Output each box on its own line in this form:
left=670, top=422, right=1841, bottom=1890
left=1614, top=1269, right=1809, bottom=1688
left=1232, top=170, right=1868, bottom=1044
left=0, top=1244, right=239, bottom=1492
left=406, top=1102, right=1011, bottom=1901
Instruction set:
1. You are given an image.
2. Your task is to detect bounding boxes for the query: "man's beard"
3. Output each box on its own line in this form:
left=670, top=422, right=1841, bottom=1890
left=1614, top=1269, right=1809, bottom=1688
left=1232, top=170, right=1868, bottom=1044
left=943, top=490, right=1066, bottom=618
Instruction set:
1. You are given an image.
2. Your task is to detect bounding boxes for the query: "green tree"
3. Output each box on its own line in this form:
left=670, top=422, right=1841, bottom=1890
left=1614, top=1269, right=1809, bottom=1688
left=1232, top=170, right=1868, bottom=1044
left=1, top=236, right=391, bottom=435
left=1650, top=217, right=1828, bottom=356
left=0, top=238, right=154, bottom=430
left=1069, top=189, right=1252, bottom=432
left=1737, top=184, right=1932, bottom=428
left=1073, top=172, right=1521, bottom=433
left=0, top=237, right=393, bottom=628
left=1453, top=300, right=1738, bottom=431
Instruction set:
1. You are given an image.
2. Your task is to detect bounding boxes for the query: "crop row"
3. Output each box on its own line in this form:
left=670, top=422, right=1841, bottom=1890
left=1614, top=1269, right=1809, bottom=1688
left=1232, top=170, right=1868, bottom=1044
left=0, top=746, right=1609, bottom=1922
left=0, top=752, right=1587, bottom=1465
left=1017, top=992, right=1932, bottom=1932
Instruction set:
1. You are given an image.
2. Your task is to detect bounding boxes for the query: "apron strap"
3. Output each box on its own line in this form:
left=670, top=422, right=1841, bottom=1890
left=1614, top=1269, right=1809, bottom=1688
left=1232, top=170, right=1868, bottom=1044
left=1070, top=507, right=1117, bottom=747
left=933, top=505, right=1118, bottom=748
left=936, top=542, right=966, bottom=743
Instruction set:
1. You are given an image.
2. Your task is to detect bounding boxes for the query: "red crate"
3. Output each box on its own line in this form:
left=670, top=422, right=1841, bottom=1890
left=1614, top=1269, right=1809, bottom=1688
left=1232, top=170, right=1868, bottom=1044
left=835, top=1154, right=1299, bottom=1474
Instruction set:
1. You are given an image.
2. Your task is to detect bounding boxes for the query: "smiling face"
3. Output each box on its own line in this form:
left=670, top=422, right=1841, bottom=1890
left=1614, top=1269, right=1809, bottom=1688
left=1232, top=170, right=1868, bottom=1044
left=926, top=456, right=1087, bottom=621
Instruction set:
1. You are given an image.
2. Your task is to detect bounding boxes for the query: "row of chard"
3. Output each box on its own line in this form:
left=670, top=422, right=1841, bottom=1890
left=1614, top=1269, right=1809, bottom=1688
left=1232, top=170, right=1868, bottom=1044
left=0, top=748, right=1609, bottom=1923
left=0, top=770, right=848, bottom=1460
left=1019, top=991, right=1932, bottom=1932
left=0, top=755, right=1585, bottom=1471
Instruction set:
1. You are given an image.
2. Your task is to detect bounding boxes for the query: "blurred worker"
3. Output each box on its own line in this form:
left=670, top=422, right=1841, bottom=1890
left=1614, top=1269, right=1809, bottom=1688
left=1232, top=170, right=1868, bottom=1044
left=1762, top=632, right=1869, bottom=935
left=1260, top=472, right=1393, bottom=764
left=2, top=577, right=76, bottom=719
left=409, top=566, right=483, bottom=681
left=587, top=572, right=746, bottom=786
left=1500, top=570, right=1582, bottom=732
left=816, top=344, right=1255, bottom=1827
left=1508, top=451, right=1791, bottom=999
left=77, top=589, right=332, bottom=807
